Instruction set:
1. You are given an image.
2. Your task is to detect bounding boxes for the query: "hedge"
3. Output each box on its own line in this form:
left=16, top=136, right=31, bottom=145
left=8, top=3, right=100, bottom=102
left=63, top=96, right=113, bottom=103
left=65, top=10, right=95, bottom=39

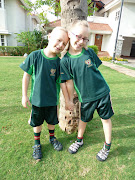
left=0, top=46, right=27, bottom=56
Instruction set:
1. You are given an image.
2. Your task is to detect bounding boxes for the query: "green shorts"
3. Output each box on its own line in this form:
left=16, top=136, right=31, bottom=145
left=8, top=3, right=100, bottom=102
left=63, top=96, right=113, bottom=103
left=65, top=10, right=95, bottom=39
left=29, top=105, right=59, bottom=127
left=81, top=94, right=114, bottom=122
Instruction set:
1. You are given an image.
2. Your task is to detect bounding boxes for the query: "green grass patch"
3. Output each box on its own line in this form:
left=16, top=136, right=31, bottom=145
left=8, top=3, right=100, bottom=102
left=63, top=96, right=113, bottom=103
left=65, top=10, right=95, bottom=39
left=0, top=57, right=135, bottom=180
left=115, top=63, right=135, bottom=71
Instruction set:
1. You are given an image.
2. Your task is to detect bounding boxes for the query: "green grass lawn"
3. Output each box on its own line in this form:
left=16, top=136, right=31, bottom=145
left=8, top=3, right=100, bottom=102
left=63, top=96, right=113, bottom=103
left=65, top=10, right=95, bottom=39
left=116, top=63, right=135, bottom=71
left=0, top=56, right=135, bottom=180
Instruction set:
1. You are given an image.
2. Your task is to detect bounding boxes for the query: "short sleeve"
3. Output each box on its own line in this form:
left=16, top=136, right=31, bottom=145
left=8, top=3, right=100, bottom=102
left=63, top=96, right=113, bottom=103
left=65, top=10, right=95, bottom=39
left=60, top=56, right=72, bottom=82
left=19, top=52, right=35, bottom=75
left=88, top=48, right=102, bottom=68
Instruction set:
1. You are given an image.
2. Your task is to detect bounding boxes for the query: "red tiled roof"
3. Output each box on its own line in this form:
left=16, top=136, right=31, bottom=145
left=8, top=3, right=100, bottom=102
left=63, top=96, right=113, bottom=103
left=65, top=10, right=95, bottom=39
left=89, top=22, right=112, bottom=31
left=47, top=19, right=61, bottom=27
left=47, top=19, right=112, bottom=32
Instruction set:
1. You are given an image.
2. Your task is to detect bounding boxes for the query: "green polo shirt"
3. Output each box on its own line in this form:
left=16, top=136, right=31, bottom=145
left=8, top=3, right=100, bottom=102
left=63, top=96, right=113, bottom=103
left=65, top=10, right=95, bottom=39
left=20, top=49, right=61, bottom=107
left=60, top=48, right=110, bottom=103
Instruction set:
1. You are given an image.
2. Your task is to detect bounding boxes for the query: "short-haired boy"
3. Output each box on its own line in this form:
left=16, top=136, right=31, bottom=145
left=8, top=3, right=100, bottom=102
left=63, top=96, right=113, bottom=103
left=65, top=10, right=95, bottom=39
left=20, top=27, right=69, bottom=161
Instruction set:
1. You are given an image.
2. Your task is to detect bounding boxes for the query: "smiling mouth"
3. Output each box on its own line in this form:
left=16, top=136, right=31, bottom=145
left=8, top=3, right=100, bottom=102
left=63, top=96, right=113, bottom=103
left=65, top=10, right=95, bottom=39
left=76, top=44, right=82, bottom=48
left=56, top=47, right=61, bottom=51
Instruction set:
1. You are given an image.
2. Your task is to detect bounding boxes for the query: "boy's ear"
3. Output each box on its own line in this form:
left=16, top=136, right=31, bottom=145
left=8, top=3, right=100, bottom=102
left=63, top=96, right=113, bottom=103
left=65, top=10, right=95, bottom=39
left=48, top=33, right=51, bottom=40
left=68, top=31, right=72, bottom=38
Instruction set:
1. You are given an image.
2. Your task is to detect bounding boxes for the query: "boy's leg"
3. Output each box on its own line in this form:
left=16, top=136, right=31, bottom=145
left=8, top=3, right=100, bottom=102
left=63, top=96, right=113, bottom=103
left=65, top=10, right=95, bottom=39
left=33, top=125, right=42, bottom=145
left=47, top=124, right=55, bottom=140
left=32, top=125, right=42, bottom=160
left=101, top=118, right=112, bottom=144
left=68, top=120, right=87, bottom=154
left=47, top=124, right=63, bottom=151
left=78, top=119, right=87, bottom=139
left=30, top=105, right=45, bottom=161
left=96, top=118, right=112, bottom=161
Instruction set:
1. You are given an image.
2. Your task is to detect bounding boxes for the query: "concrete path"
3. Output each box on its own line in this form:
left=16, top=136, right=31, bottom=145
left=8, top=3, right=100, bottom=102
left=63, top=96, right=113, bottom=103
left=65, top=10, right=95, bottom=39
left=102, top=61, right=135, bottom=78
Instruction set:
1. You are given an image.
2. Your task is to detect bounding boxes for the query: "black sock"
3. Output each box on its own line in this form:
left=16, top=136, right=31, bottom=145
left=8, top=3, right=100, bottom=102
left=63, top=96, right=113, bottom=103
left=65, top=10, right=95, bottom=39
left=34, top=132, right=41, bottom=145
left=49, top=129, right=55, bottom=140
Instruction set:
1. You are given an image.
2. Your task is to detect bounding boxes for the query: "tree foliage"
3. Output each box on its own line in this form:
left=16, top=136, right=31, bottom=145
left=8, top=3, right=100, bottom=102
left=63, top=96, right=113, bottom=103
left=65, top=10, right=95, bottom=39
left=21, top=0, right=97, bottom=24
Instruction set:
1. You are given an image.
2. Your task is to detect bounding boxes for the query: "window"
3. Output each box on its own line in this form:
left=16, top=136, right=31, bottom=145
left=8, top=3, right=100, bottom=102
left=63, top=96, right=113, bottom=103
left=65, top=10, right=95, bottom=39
left=1, top=35, right=5, bottom=46
left=115, top=10, right=120, bottom=21
left=0, top=0, right=5, bottom=8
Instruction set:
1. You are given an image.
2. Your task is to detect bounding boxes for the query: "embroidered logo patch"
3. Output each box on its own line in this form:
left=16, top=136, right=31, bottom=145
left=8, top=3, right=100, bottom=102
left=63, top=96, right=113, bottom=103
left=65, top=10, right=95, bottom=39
left=50, top=69, right=56, bottom=76
left=85, top=59, right=93, bottom=67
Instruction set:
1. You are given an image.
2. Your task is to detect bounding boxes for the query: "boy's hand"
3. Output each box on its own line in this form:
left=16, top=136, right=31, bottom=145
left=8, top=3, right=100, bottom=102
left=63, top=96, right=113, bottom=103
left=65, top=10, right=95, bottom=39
left=22, top=96, right=31, bottom=108
left=65, top=101, right=74, bottom=111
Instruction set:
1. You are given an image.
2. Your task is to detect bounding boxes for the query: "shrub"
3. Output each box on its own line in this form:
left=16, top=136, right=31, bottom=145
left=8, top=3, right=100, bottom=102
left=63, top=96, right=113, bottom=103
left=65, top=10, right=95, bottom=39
left=15, top=30, right=48, bottom=54
left=87, top=45, right=99, bottom=55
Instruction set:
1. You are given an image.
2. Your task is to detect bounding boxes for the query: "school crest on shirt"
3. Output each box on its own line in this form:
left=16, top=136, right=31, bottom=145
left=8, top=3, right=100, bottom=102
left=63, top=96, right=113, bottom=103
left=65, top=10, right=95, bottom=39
left=50, top=69, right=56, bottom=76
left=85, top=59, right=93, bottom=67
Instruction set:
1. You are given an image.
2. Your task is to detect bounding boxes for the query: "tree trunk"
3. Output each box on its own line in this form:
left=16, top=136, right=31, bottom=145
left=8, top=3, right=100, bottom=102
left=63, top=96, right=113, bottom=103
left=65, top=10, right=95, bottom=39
left=60, top=0, right=88, bottom=29
left=59, top=0, right=88, bottom=134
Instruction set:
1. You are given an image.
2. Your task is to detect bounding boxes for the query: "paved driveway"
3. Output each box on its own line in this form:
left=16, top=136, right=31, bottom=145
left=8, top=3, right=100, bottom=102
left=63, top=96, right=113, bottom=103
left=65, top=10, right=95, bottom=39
left=102, top=61, right=135, bottom=78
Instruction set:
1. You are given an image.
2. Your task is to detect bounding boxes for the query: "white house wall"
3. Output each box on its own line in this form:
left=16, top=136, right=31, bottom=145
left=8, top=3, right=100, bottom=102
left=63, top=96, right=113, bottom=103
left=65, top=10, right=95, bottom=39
left=100, top=1, right=135, bottom=57
left=0, top=6, right=7, bottom=31
left=107, top=3, right=121, bottom=56
left=101, top=34, right=111, bottom=51
left=119, top=2, right=135, bottom=56
left=0, top=0, right=39, bottom=46
left=6, top=0, right=32, bottom=46
left=120, top=2, right=135, bottom=37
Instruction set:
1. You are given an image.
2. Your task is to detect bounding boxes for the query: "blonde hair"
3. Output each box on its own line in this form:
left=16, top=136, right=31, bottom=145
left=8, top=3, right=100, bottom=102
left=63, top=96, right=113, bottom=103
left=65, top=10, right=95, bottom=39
left=51, top=26, right=68, bottom=34
left=69, top=20, right=90, bottom=33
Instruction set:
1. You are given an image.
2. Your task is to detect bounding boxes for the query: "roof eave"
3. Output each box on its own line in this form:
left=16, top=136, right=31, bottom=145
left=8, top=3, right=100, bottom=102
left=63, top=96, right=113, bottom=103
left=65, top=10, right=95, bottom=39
left=90, top=30, right=112, bottom=34
left=99, top=0, right=120, bottom=13
left=19, top=0, right=30, bottom=9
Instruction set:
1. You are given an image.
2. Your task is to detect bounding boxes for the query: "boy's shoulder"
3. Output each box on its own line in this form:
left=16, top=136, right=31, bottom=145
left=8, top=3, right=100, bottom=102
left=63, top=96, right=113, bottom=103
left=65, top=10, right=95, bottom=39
left=86, top=48, right=95, bottom=55
left=61, top=52, right=69, bottom=62
left=26, top=49, right=41, bottom=59
left=30, top=49, right=41, bottom=56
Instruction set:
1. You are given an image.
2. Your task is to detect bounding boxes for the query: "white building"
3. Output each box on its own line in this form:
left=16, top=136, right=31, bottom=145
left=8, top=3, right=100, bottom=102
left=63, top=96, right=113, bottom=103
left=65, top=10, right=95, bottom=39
left=47, top=0, right=135, bottom=57
left=89, top=0, right=135, bottom=57
left=0, top=0, right=40, bottom=46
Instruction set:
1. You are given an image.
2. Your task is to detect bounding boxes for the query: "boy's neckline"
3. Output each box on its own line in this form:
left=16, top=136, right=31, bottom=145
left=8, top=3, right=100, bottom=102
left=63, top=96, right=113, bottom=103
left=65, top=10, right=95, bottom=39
left=41, top=49, right=58, bottom=60
left=67, top=48, right=85, bottom=58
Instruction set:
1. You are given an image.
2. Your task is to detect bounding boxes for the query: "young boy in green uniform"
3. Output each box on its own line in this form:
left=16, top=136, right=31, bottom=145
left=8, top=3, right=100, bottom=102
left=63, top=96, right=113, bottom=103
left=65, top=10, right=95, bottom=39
left=60, top=20, right=114, bottom=161
left=20, top=27, right=69, bottom=161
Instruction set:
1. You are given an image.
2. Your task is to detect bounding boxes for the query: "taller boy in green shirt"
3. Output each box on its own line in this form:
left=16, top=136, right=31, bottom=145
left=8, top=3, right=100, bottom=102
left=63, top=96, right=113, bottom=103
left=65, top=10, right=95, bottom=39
left=60, top=20, right=114, bottom=161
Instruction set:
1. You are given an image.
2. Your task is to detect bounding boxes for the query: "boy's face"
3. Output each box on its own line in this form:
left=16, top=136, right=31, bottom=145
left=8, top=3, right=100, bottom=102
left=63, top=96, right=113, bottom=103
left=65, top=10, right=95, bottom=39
left=48, top=29, right=69, bottom=55
left=68, top=25, right=89, bottom=52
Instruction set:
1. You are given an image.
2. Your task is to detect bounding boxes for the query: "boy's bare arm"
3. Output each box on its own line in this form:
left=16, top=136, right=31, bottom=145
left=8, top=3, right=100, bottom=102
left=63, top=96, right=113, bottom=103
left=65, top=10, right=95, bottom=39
left=66, top=79, right=74, bottom=102
left=22, top=72, right=31, bottom=108
left=60, top=82, right=74, bottom=111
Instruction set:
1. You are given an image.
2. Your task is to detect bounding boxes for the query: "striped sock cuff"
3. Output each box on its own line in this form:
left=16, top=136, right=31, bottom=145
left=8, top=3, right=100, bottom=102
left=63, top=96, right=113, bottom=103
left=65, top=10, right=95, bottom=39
left=49, top=133, right=55, bottom=136
left=77, top=137, right=83, bottom=139
left=77, top=137, right=83, bottom=142
left=105, top=142, right=111, bottom=146
left=34, top=135, right=40, bottom=140
left=105, top=142, right=111, bottom=150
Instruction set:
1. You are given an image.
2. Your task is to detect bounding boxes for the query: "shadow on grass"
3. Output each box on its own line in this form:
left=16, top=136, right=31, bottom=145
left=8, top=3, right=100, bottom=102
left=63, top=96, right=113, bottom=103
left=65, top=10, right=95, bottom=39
left=110, top=145, right=135, bottom=158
